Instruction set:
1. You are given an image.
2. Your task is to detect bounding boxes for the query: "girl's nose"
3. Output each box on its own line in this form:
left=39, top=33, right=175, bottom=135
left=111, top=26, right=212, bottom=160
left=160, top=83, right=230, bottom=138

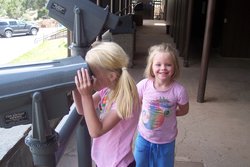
left=161, top=65, right=167, bottom=70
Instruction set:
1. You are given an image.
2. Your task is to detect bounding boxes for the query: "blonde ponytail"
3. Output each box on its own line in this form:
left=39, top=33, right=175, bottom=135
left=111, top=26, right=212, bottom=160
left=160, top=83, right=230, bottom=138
left=110, top=69, right=139, bottom=119
left=86, top=41, right=139, bottom=119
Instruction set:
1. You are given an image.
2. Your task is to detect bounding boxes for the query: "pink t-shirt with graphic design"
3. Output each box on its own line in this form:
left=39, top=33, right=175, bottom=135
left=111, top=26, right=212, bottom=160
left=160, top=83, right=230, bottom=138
left=137, top=79, right=189, bottom=144
left=91, top=88, right=140, bottom=167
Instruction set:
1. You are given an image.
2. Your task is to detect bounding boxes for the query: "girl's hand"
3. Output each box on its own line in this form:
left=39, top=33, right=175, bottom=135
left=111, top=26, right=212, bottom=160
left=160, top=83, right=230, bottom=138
left=176, top=103, right=189, bottom=116
left=75, top=68, right=93, bottom=96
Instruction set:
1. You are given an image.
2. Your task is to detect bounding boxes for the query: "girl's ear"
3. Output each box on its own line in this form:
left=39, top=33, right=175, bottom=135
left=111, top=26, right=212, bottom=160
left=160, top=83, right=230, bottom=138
left=108, top=71, right=118, bottom=82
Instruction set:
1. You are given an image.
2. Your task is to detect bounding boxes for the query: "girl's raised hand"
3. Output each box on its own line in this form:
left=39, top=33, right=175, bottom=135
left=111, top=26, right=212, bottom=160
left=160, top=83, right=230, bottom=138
left=75, top=68, right=93, bottom=96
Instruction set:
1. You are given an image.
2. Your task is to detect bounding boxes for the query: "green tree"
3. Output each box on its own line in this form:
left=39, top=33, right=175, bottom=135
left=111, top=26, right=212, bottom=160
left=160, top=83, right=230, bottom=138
left=0, top=0, right=8, bottom=17
left=34, top=0, right=48, bottom=19
left=5, top=0, right=25, bottom=19
left=34, top=0, right=47, bottom=9
left=0, top=0, right=48, bottom=19
left=23, top=0, right=36, bottom=10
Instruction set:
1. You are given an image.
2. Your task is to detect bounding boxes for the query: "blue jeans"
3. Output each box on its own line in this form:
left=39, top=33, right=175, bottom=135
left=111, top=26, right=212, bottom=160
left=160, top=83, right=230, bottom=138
left=133, top=133, right=175, bottom=167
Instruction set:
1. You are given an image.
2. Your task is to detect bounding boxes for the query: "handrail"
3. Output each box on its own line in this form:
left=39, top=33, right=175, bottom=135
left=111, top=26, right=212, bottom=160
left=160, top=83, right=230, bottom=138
left=34, top=28, right=67, bottom=44
left=115, top=4, right=133, bottom=15
left=55, top=105, right=82, bottom=163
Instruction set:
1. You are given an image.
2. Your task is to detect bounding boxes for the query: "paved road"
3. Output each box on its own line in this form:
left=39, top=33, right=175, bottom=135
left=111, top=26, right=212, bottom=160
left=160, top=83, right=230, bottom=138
left=0, top=27, right=61, bottom=66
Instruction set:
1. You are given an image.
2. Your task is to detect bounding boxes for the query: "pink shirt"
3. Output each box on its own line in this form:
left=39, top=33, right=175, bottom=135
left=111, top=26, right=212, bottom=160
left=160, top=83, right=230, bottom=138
left=137, top=79, right=189, bottom=144
left=92, top=88, right=140, bottom=167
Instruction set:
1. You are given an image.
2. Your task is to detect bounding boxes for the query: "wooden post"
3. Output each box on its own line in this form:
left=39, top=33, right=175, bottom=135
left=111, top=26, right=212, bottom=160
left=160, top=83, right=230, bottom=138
left=183, top=0, right=193, bottom=67
left=197, top=0, right=216, bottom=103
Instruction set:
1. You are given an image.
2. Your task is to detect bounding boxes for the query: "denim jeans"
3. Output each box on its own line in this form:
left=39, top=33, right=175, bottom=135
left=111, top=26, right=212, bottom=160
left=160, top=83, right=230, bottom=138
left=133, top=133, right=175, bottom=167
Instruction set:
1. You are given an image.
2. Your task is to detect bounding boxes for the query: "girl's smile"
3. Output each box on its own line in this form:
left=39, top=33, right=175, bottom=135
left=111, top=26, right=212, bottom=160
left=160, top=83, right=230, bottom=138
left=152, top=52, right=174, bottom=84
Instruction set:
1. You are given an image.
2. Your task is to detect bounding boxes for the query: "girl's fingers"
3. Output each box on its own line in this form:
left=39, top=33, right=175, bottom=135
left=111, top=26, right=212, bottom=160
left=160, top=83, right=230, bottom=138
left=82, top=68, right=90, bottom=85
left=85, top=69, right=91, bottom=85
left=78, top=68, right=88, bottom=83
left=75, top=76, right=78, bottom=86
left=75, top=68, right=93, bottom=96
left=77, top=69, right=83, bottom=84
left=75, top=68, right=92, bottom=89
left=81, top=68, right=86, bottom=84
left=80, top=68, right=92, bottom=85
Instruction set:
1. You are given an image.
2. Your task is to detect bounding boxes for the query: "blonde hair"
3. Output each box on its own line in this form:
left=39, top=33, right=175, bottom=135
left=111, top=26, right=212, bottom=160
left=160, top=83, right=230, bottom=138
left=85, top=42, right=139, bottom=119
left=144, top=43, right=180, bottom=80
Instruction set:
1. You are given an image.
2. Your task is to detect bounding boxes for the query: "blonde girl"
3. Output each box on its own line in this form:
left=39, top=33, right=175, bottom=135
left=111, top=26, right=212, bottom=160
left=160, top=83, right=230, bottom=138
left=134, top=43, right=189, bottom=167
left=73, top=41, right=140, bottom=167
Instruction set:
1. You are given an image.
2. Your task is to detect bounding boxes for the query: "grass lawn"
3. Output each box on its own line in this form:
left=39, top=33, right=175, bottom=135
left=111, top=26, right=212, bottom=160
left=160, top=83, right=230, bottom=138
left=10, top=38, right=68, bottom=65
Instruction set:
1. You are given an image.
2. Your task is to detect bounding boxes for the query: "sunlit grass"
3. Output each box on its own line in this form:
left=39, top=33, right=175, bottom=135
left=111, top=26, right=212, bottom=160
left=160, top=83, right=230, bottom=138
left=10, top=38, right=68, bottom=65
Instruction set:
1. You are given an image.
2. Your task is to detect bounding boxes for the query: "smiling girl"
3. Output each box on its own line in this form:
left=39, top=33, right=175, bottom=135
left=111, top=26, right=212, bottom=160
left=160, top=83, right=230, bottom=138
left=133, top=43, right=189, bottom=167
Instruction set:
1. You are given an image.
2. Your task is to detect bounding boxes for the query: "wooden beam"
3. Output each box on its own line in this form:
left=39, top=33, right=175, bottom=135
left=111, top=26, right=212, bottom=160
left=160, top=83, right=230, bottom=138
left=197, top=0, right=216, bottom=103
left=183, top=0, right=193, bottom=67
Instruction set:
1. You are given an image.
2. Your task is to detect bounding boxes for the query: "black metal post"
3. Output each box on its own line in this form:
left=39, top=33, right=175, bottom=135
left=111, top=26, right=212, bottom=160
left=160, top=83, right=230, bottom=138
left=25, top=92, right=59, bottom=167
left=69, top=7, right=92, bottom=167
left=76, top=118, right=92, bottom=166
left=55, top=107, right=82, bottom=163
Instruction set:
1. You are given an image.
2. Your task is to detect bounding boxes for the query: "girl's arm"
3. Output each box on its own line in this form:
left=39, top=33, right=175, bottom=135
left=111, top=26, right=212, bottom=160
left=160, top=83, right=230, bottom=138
left=75, top=68, right=121, bottom=138
left=72, top=89, right=84, bottom=115
left=80, top=94, right=121, bottom=138
left=72, top=90, right=100, bottom=115
left=176, top=102, right=189, bottom=116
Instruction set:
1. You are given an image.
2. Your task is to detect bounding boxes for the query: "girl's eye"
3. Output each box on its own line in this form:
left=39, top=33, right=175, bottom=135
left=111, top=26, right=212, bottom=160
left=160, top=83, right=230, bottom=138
left=165, top=63, right=172, bottom=67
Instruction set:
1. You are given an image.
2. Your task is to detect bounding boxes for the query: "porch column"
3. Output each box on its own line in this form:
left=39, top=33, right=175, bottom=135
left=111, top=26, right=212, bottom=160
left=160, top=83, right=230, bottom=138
left=197, top=0, right=216, bottom=102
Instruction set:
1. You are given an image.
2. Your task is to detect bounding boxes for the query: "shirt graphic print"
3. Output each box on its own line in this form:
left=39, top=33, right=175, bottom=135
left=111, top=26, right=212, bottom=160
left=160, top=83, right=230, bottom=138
left=142, top=97, right=173, bottom=130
